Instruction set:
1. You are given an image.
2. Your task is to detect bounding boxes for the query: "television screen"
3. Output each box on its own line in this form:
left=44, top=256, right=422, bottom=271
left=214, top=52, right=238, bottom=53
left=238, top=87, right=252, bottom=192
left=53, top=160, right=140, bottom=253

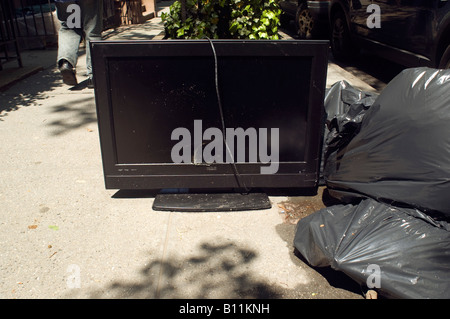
left=91, top=39, right=328, bottom=196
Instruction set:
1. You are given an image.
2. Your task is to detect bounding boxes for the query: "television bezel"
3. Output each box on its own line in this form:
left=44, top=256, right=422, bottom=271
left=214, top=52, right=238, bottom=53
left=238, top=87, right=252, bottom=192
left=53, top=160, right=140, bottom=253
left=91, top=39, right=328, bottom=190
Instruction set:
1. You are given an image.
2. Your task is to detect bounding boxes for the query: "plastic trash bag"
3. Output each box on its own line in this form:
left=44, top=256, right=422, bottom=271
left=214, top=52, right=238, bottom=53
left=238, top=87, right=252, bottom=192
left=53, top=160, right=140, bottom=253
left=319, top=81, right=378, bottom=184
left=323, top=68, right=450, bottom=217
left=324, top=80, right=378, bottom=144
left=293, top=198, right=450, bottom=299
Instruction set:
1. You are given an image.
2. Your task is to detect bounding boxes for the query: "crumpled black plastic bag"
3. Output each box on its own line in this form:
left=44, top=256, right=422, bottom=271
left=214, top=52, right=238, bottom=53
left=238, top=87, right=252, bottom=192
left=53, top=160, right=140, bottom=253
left=323, top=68, right=450, bottom=217
left=293, top=198, right=450, bottom=299
left=324, top=80, right=378, bottom=147
left=319, top=81, right=378, bottom=184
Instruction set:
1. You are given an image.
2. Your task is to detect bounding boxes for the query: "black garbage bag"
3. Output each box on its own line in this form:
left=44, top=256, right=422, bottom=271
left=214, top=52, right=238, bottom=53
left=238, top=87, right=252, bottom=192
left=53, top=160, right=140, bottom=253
left=323, top=80, right=378, bottom=147
left=293, top=198, right=450, bottom=299
left=324, top=68, right=450, bottom=216
left=319, top=81, right=378, bottom=184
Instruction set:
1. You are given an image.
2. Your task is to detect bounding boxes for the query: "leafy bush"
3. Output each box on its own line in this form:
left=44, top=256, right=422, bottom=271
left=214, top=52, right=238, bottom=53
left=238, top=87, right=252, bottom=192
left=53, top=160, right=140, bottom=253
left=161, top=0, right=281, bottom=40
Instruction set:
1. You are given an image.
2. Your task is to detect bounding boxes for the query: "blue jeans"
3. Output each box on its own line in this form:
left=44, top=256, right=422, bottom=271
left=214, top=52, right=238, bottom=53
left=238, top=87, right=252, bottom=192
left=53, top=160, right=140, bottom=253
left=56, top=0, right=103, bottom=78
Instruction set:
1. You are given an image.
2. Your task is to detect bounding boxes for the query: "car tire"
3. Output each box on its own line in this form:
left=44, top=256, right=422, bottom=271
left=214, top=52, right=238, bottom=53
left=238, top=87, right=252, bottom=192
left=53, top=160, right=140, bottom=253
left=295, top=3, right=314, bottom=39
left=438, top=45, right=450, bottom=69
left=330, top=10, right=357, bottom=61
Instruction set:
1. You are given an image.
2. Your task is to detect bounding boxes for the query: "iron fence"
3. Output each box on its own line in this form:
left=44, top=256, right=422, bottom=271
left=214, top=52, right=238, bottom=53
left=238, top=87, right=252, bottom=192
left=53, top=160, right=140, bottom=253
left=0, top=0, right=22, bottom=69
left=10, top=0, right=58, bottom=49
left=7, top=0, right=119, bottom=49
left=2, top=1, right=154, bottom=51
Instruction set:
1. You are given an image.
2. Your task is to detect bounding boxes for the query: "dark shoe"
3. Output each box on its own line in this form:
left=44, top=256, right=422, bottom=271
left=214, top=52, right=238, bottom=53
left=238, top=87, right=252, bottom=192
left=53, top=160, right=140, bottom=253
left=87, top=77, right=94, bottom=89
left=58, top=60, right=77, bottom=86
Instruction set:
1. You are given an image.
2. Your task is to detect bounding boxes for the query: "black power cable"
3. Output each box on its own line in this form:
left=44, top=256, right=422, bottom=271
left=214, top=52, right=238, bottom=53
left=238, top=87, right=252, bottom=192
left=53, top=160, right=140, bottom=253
left=205, top=38, right=251, bottom=194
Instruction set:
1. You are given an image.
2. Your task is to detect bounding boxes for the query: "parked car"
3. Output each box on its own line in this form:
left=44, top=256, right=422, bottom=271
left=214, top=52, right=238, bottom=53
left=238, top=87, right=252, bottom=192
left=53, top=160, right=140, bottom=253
left=279, top=0, right=331, bottom=38
left=328, top=0, right=450, bottom=68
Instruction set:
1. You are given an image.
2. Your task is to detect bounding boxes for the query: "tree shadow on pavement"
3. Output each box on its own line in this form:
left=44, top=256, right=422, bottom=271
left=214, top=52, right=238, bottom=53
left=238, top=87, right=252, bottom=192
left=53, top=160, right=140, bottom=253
left=0, top=67, right=64, bottom=121
left=0, top=62, right=98, bottom=136
left=103, top=22, right=165, bottom=41
left=46, top=95, right=97, bottom=136
left=82, top=241, right=282, bottom=299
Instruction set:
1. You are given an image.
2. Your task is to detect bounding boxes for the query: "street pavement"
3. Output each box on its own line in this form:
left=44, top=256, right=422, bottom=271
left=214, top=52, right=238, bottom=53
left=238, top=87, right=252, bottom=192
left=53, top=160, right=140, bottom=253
left=0, top=1, right=375, bottom=300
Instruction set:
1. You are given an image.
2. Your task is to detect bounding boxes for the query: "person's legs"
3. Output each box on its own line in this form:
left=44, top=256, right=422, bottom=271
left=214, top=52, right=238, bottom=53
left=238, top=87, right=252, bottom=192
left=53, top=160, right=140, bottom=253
left=57, top=21, right=82, bottom=68
left=79, top=0, right=103, bottom=80
left=55, top=2, right=82, bottom=85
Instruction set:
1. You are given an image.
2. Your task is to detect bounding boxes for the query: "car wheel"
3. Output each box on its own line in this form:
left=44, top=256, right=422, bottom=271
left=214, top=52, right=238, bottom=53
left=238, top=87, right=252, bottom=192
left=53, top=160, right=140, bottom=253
left=295, top=3, right=314, bottom=39
left=438, top=45, right=450, bottom=69
left=330, top=10, right=356, bottom=60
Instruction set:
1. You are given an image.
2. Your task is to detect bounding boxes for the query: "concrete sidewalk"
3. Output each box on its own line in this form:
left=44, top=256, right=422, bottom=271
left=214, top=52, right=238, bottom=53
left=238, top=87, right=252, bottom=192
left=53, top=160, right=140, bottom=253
left=0, top=1, right=374, bottom=300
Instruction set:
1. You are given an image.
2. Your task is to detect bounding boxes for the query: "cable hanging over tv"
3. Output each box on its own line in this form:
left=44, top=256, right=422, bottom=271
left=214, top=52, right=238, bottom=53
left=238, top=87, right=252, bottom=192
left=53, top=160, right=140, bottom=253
left=91, top=39, right=329, bottom=211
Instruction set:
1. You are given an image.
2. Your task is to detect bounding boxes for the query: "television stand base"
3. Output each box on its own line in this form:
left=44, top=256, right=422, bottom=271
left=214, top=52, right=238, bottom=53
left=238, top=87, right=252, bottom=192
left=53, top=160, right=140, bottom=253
left=152, top=192, right=271, bottom=212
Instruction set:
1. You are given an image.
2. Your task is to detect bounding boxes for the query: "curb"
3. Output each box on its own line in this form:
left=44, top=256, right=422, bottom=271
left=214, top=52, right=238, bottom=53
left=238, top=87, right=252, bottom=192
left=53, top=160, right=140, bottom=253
left=0, top=66, right=43, bottom=92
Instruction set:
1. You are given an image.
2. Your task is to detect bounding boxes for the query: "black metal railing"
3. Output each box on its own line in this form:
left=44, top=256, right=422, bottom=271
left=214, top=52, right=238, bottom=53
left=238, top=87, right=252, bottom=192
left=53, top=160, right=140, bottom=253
left=10, top=0, right=58, bottom=49
left=0, top=0, right=23, bottom=69
left=8, top=0, right=120, bottom=49
left=2, top=1, right=151, bottom=51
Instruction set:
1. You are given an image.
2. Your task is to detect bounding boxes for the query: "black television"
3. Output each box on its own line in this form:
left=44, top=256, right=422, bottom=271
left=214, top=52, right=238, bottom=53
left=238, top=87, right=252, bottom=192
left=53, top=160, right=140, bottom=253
left=91, top=39, right=328, bottom=211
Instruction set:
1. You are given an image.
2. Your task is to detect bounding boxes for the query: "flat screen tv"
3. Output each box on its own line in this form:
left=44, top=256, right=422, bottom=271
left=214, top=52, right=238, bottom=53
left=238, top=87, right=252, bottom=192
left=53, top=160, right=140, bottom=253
left=91, top=39, right=328, bottom=211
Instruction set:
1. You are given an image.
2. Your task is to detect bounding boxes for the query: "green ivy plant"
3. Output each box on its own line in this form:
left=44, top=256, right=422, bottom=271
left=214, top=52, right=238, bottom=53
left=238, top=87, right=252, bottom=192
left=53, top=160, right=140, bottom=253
left=229, top=0, right=281, bottom=39
left=161, top=0, right=281, bottom=40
